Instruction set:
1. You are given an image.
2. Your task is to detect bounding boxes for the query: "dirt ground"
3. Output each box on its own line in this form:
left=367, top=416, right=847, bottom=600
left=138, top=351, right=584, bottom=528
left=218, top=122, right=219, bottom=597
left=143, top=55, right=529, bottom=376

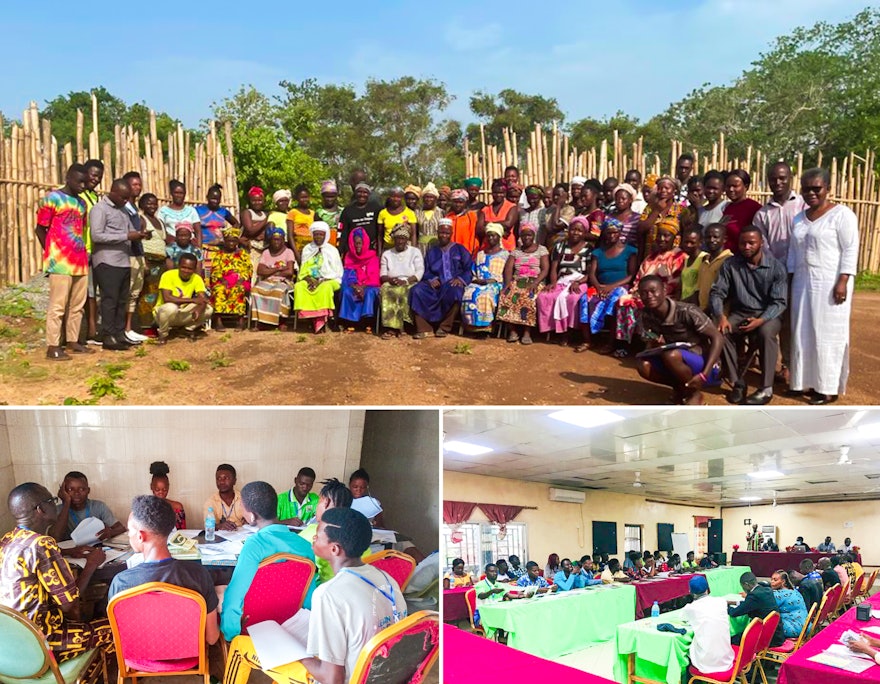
left=2, top=287, right=880, bottom=407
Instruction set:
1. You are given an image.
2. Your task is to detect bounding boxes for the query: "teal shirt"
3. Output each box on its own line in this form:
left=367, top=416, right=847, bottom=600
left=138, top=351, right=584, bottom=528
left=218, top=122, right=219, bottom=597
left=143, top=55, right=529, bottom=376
left=473, top=577, right=511, bottom=605
left=220, top=524, right=317, bottom=641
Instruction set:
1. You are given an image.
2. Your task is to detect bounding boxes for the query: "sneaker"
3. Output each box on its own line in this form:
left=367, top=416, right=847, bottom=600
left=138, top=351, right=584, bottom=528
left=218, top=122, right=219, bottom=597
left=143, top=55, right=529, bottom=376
left=86, top=336, right=103, bottom=346
left=124, top=330, right=146, bottom=344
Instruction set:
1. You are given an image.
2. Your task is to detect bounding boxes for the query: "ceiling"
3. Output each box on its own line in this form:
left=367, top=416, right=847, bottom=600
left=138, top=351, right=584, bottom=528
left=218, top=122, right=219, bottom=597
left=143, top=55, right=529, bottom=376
left=442, top=408, right=880, bottom=507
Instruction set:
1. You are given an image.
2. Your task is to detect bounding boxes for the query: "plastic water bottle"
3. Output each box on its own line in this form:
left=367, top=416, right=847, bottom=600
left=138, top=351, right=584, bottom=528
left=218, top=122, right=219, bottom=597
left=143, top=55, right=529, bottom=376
left=205, top=507, right=216, bottom=542
left=651, top=601, right=660, bottom=619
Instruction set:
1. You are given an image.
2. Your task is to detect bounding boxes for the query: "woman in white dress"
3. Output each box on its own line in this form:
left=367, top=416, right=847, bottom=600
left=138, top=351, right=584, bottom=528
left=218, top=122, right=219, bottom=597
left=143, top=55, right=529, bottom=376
left=787, top=168, right=859, bottom=404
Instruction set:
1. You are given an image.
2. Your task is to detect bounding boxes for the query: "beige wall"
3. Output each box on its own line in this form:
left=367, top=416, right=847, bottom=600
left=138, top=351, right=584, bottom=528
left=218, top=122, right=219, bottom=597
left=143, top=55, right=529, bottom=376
left=444, top=471, right=719, bottom=564
left=721, top=502, right=879, bottom=566
left=0, top=408, right=369, bottom=529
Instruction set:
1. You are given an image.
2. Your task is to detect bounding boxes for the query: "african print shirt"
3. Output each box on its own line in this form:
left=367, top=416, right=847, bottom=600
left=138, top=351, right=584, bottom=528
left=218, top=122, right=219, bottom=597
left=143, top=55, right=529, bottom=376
left=37, top=190, right=88, bottom=276
left=0, top=528, right=79, bottom=638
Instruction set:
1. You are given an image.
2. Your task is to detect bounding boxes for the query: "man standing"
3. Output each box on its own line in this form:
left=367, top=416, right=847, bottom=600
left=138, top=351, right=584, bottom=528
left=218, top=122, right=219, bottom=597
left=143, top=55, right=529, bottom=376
left=203, top=464, right=247, bottom=531
left=746, top=523, right=762, bottom=551
left=277, top=467, right=319, bottom=527
left=108, top=495, right=219, bottom=644
left=35, top=164, right=90, bottom=360
left=122, top=171, right=150, bottom=344
left=728, top=572, right=785, bottom=646
left=81, top=159, right=105, bottom=345
left=153, top=253, right=211, bottom=342
left=675, top=154, right=695, bottom=203
left=90, top=178, right=144, bottom=350
left=683, top=576, right=735, bottom=675
left=0, top=483, right=113, bottom=661
left=710, top=226, right=788, bottom=405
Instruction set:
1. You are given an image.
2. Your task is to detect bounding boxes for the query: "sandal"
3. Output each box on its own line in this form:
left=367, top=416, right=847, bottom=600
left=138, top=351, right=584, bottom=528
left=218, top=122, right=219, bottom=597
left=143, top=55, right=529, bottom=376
left=413, top=332, right=431, bottom=340
left=381, top=331, right=396, bottom=340
left=612, top=348, right=629, bottom=359
left=46, top=346, right=72, bottom=361
left=66, top=342, right=95, bottom=354
left=520, top=335, right=533, bottom=345
left=507, top=333, right=520, bottom=343
left=574, top=342, right=591, bottom=353
left=435, top=330, right=448, bottom=338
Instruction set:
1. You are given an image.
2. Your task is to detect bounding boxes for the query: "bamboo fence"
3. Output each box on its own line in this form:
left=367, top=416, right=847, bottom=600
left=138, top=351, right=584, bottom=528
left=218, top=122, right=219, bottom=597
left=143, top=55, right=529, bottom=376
left=0, top=96, right=238, bottom=287
left=465, top=124, right=880, bottom=273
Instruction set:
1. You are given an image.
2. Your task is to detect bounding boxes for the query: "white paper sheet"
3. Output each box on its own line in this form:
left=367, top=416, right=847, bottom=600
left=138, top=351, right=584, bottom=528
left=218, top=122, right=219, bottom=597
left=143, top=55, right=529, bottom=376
left=352, top=496, right=382, bottom=519
left=200, top=540, right=243, bottom=555
left=216, top=529, right=254, bottom=543
left=248, top=610, right=311, bottom=671
left=178, top=529, right=202, bottom=539
left=71, top=517, right=105, bottom=546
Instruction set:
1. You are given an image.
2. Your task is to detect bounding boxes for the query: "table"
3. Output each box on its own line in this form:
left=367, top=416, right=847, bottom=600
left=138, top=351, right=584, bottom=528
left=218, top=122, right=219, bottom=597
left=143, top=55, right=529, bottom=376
left=701, top=566, right=752, bottom=596
left=443, top=587, right=471, bottom=623
left=613, top=596, right=750, bottom=684
left=778, top=594, right=880, bottom=684
left=632, top=575, right=693, bottom=616
left=478, top=584, right=636, bottom=659
left=732, top=551, right=862, bottom=577
left=443, top=624, right=617, bottom=683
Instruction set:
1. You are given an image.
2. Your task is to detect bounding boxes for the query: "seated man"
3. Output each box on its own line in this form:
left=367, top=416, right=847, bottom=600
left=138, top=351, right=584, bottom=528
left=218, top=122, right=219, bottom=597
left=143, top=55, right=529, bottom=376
left=636, top=274, right=724, bottom=405
left=728, top=572, right=785, bottom=646
left=623, top=550, right=639, bottom=570
left=797, top=559, right=824, bottom=611
left=109, top=495, right=219, bottom=644
left=761, top=538, right=779, bottom=551
left=601, top=558, right=631, bottom=583
left=277, top=467, right=320, bottom=527
left=579, top=555, right=602, bottom=583
left=840, top=537, right=855, bottom=555
left=693, top=222, right=733, bottom=312
left=52, top=470, right=125, bottom=542
left=667, top=553, right=683, bottom=573
left=792, top=537, right=809, bottom=552
left=221, top=481, right=317, bottom=642
left=681, top=551, right=699, bottom=571
left=553, top=558, right=585, bottom=591
left=153, top=252, right=212, bottom=343
left=817, top=536, right=836, bottom=553
left=516, top=561, right=556, bottom=593
left=299, top=478, right=353, bottom=584
left=699, top=553, right=718, bottom=569
left=709, top=225, right=787, bottom=405
left=224, top=508, right=406, bottom=684
left=507, top=554, right=527, bottom=580
left=474, top=563, right=514, bottom=606
left=684, top=575, right=735, bottom=675
left=495, top=558, right=512, bottom=582
left=203, top=463, right=247, bottom=532
left=1, top=483, right=113, bottom=661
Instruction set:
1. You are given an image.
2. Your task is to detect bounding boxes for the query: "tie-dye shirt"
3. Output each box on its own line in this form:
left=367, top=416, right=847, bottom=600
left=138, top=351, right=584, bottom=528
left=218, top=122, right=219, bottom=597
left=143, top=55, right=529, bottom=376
left=37, top=190, right=88, bottom=276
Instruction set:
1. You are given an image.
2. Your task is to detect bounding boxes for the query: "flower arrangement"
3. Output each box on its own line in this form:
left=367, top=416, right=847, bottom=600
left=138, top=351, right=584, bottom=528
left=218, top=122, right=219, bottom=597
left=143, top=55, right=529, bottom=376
left=853, top=546, right=861, bottom=553
left=733, top=544, right=740, bottom=552
left=785, top=546, right=793, bottom=552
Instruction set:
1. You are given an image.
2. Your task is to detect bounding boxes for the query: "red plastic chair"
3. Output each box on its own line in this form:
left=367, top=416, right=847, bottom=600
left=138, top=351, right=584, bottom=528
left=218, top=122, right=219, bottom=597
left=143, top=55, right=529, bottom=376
left=349, top=611, right=439, bottom=684
left=847, top=572, right=867, bottom=607
left=833, top=579, right=850, bottom=617
left=363, top=550, right=417, bottom=591
left=748, top=611, right=779, bottom=684
left=688, top=617, right=762, bottom=684
left=241, top=553, right=316, bottom=633
left=464, top=588, right=484, bottom=635
left=812, top=584, right=839, bottom=633
left=107, top=582, right=210, bottom=684
left=755, top=602, right=817, bottom=681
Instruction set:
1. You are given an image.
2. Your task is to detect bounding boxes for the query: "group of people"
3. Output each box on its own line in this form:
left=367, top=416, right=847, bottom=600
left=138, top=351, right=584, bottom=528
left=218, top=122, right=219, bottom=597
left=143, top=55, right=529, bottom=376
left=37, top=159, right=859, bottom=405
left=0, top=462, right=415, bottom=684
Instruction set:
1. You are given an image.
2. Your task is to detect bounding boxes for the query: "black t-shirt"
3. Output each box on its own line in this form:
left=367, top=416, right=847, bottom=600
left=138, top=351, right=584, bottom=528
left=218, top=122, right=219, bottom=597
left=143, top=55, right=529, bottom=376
left=109, top=558, right=219, bottom=612
left=339, top=203, right=379, bottom=255
left=822, top=569, right=841, bottom=588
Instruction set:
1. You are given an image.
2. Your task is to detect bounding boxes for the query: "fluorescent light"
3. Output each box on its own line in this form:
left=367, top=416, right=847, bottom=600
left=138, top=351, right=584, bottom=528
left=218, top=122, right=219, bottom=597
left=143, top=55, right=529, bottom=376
left=444, top=441, right=493, bottom=456
left=548, top=409, right=625, bottom=429
left=748, top=470, right=784, bottom=480
left=857, top=422, right=880, bottom=438
left=739, top=496, right=762, bottom=502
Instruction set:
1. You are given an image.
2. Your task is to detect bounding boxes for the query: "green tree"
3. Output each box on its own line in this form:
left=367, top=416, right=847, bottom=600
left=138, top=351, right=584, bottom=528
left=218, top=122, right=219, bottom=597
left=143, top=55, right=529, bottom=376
left=467, top=89, right=565, bottom=148
left=210, top=85, right=279, bottom=131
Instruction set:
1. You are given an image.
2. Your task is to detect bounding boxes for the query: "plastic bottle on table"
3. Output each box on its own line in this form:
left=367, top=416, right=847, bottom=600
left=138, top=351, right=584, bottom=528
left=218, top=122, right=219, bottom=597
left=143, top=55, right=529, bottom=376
left=205, top=507, right=216, bottom=542
left=651, top=601, right=660, bottom=619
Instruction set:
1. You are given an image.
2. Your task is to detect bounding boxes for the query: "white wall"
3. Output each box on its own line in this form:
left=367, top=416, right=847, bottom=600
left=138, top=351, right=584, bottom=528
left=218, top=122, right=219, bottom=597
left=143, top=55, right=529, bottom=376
left=0, top=413, right=13, bottom=531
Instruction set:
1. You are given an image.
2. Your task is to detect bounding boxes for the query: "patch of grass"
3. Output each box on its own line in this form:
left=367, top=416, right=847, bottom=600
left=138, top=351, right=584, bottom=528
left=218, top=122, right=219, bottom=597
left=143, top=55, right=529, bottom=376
left=0, top=324, right=16, bottom=339
left=63, top=396, right=97, bottom=406
left=452, top=342, right=473, bottom=355
left=219, top=332, right=232, bottom=342
left=296, top=335, right=307, bottom=343
left=0, top=359, right=49, bottom=380
left=134, top=346, right=148, bottom=358
left=101, top=362, right=131, bottom=380
left=0, top=289, right=36, bottom=318
left=855, top=270, right=880, bottom=291
left=87, top=375, right=125, bottom=400
left=315, top=337, right=327, bottom=346
left=166, top=359, right=191, bottom=371
left=208, top=350, right=233, bottom=369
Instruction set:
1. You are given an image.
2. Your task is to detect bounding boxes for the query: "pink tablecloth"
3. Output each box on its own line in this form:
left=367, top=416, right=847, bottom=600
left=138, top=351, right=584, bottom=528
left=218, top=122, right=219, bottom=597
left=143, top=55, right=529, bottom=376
left=731, top=551, right=862, bottom=577
left=443, top=624, right=616, bottom=683
left=632, top=575, right=694, bottom=615
left=779, top=594, right=880, bottom=684
left=443, top=588, right=470, bottom=623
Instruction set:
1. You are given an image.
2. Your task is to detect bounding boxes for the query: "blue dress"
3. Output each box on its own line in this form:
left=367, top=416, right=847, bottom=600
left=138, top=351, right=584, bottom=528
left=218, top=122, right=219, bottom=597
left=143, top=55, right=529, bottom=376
left=339, top=269, right=379, bottom=321
left=410, top=243, right=473, bottom=322
left=773, top=588, right=807, bottom=638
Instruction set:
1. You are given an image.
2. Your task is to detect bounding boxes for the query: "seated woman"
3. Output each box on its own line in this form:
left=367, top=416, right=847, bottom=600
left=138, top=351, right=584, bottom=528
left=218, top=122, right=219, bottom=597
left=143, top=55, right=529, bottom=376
left=536, top=216, right=595, bottom=341
left=461, top=223, right=509, bottom=333
left=771, top=570, right=808, bottom=638
left=164, top=222, right=203, bottom=271
left=443, top=557, right=474, bottom=589
left=209, top=227, right=253, bottom=331
left=149, top=460, right=186, bottom=529
left=613, top=218, right=686, bottom=357
left=250, top=226, right=296, bottom=329
left=293, top=221, right=343, bottom=333
left=379, top=225, right=424, bottom=338
left=544, top=553, right=560, bottom=580
left=338, top=227, right=380, bottom=325
left=579, top=217, right=638, bottom=351
left=497, top=222, right=549, bottom=345
left=409, top=221, right=473, bottom=339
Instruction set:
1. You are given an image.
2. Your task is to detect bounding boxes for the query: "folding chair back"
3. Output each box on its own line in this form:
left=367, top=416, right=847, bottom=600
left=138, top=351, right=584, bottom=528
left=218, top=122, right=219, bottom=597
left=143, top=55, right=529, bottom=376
left=363, top=550, right=417, bottom=591
left=242, top=553, right=316, bottom=633
left=348, top=611, right=439, bottom=684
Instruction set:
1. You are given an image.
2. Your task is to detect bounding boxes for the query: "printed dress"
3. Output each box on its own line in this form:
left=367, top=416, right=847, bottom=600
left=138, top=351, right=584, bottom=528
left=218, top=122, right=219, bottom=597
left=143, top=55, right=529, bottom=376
left=496, top=245, right=548, bottom=327
left=209, top=248, right=253, bottom=315
left=461, top=249, right=509, bottom=328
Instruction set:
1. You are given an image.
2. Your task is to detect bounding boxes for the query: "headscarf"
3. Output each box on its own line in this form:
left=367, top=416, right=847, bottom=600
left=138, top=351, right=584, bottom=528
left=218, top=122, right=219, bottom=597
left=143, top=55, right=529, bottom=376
left=643, top=174, right=659, bottom=191
left=656, top=216, right=680, bottom=237
left=570, top=216, right=591, bottom=235
left=321, top=180, right=338, bottom=195
left=464, top=177, right=483, bottom=188
left=310, top=220, right=331, bottom=237
left=525, top=185, right=543, bottom=196
left=438, top=217, right=454, bottom=228
left=450, top=189, right=468, bottom=201
left=273, top=189, right=292, bottom=204
left=485, top=223, right=504, bottom=237
left=388, top=186, right=405, bottom=197
left=355, top=182, right=372, bottom=193
left=601, top=217, right=624, bottom=234
left=439, top=185, right=452, bottom=197
left=222, top=225, right=241, bottom=239
left=657, top=175, right=681, bottom=193
left=344, top=227, right=380, bottom=286
left=265, top=225, right=285, bottom=241
left=570, top=175, right=587, bottom=187
left=175, top=221, right=193, bottom=236
left=404, top=184, right=422, bottom=198
left=248, top=186, right=264, bottom=198
left=391, top=224, right=411, bottom=239
left=422, top=182, right=439, bottom=198
left=614, top=183, right=637, bottom=200
left=519, top=222, right=537, bottom=235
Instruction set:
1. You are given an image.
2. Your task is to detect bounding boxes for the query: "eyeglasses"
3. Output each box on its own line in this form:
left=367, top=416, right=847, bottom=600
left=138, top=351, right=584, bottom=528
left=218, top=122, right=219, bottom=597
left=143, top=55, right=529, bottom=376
left=35, top=496, right=60, bottom=511
left=803, top=186, right=824, bottom=194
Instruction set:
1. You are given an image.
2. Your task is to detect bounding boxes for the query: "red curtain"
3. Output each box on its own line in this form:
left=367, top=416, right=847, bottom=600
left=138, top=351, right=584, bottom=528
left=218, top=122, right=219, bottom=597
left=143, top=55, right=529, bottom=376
left=477, top=504, right=524, bottom=535
left=693, top=516, right=713, bottom=526
left=443, top=500, right=476, bottom=525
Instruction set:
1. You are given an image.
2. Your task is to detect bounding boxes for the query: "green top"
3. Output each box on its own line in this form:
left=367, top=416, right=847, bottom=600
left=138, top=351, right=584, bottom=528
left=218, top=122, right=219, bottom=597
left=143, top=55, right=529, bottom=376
left=277, top=490, right=320, bottom=525
left=473, top=578, right=511, bottom=605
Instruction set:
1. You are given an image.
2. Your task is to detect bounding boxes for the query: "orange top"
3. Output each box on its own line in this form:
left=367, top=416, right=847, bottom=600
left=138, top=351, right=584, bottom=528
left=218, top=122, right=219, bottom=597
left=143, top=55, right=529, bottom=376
left=481, top=200, right=517, bottom=250
left=448, top=211, right=479, bottom=256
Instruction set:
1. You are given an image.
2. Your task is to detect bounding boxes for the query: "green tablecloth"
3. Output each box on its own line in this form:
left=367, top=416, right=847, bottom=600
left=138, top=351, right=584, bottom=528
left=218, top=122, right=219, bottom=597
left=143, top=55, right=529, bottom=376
left=612, top=595, right=750, bottom=684
left=478, top=584, right=637, bottom=659
left=702, top=566, right=752, bottom=597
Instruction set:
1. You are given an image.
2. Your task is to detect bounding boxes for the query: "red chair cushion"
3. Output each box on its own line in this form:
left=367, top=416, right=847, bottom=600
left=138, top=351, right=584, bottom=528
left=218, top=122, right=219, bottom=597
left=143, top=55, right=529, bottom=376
left=769, top=639, right=796, bottom=653
left=689, top=663, right=736, bottom=680
left=124, top=657, right=200, bottom=673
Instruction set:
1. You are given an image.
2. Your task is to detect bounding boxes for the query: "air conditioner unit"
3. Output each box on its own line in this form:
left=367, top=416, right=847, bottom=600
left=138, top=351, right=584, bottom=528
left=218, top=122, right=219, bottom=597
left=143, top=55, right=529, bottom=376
left=761, top=525, right=777, bottom=544
left=549, top=487, right=586, bottom=504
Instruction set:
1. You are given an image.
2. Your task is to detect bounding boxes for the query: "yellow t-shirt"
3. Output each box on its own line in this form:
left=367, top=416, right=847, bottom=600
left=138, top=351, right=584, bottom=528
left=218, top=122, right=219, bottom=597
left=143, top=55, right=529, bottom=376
left=287, top=208, right=315, bottom=254
left=154, top=269, right=207, bottom=310
left=378, top=208, right=417, bottom=247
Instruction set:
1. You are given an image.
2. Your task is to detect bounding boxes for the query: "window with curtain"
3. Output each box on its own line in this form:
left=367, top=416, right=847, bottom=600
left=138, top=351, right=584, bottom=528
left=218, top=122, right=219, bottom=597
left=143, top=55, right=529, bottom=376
left=624, top=524, right=643, bottom=553
left=442, top=522, right=528, bottom=575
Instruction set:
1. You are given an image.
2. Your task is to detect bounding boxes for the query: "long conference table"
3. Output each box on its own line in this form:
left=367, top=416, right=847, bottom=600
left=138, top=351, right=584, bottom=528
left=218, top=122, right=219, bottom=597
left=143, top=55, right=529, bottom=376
left=731, top=550, right=862, bottom=577
left=443, top=624, right=617, bottom=683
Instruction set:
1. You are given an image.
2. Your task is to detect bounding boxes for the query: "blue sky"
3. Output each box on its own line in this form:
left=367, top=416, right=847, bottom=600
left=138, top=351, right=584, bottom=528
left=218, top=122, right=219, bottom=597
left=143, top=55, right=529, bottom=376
left=0, top=0, right=869, bottom=130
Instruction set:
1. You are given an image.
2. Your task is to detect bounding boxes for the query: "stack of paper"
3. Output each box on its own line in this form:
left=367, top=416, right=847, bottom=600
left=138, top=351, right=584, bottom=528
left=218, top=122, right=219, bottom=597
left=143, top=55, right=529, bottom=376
left=71, top=517, right=105, bottom=546
left=168, top=531, right=201, bottom=560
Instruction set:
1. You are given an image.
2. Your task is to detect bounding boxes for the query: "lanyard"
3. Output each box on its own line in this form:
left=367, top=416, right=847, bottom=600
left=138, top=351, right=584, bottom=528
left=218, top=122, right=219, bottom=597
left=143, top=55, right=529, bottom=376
left=219, top=498, right=234, bottom=522
left=343, top=569, right=402, bottom=622
left=69, top=503, right=91, bottom=526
